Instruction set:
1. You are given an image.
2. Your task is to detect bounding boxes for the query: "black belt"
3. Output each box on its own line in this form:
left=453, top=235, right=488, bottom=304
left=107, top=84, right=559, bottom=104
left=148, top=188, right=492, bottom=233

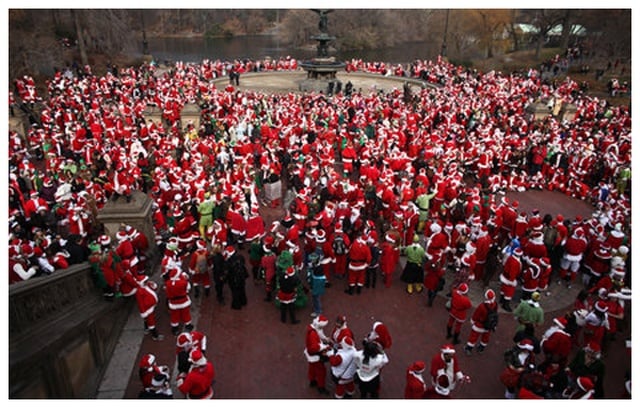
left=170, top=295, right=188, bottom=302
left=200, top=213, right=212, bottom=216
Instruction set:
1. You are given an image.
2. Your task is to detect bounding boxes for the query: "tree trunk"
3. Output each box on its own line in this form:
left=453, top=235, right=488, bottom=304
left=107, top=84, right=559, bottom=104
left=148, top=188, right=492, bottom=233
left=559, top=10, right=572, bottom=51
left=71, top=9, right=88, bottom=66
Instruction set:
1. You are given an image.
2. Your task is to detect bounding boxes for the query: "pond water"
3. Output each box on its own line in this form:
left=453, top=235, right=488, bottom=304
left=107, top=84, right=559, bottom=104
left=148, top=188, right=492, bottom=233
left=145, top=35, right=440, bottom=65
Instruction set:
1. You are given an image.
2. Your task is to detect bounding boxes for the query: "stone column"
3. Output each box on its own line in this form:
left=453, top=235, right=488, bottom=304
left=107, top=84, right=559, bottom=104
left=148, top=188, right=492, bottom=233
left=96, top=190, right=159, bottom=272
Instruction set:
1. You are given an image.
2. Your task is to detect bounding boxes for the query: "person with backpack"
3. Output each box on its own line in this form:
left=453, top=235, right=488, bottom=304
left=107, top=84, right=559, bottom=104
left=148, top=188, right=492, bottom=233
left=464, top=288, right=499, bottom=355
left=331, top=224, right=350, bottom=279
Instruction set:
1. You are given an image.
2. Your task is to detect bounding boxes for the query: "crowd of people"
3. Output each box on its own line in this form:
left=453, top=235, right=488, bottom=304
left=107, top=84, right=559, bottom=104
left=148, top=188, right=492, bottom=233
left=8, top=50, right=631, bottom=398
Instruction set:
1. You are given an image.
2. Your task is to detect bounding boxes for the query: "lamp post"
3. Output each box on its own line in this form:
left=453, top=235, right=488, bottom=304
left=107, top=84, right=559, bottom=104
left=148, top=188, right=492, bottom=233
left=441, top=9, right=450, bottom=58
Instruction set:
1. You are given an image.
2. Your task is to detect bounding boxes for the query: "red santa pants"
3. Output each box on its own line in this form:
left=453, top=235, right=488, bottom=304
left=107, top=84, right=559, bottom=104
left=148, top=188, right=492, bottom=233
left=308, top=361, right=327, bottom=388
left=447, top=316, right=465, bottom=335
left=466, top=326, right=491, bottom=347
left=335, top=255, right=347, bottom=277
left=347, top=268, right=365, bottom=287
left=335, top=380, right=355, bottom=398
left=144, top=313, right=157, bottom=330
left=169, top=307, right=192, bottom=327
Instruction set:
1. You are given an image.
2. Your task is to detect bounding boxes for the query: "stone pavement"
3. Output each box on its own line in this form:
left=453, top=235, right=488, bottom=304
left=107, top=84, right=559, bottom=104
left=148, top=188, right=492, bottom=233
left=96, top=188, right=631, bottom=399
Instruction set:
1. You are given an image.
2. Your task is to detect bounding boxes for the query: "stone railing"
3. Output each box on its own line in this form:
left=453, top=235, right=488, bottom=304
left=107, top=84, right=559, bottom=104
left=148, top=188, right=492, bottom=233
left=9, top=264, right=133, bottom=398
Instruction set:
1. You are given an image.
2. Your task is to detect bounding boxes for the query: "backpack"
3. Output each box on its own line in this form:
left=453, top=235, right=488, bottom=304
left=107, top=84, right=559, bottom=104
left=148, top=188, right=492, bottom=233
left=483, top=305, right=499, bottom=331
left=332, top=234, right=347, bottom=255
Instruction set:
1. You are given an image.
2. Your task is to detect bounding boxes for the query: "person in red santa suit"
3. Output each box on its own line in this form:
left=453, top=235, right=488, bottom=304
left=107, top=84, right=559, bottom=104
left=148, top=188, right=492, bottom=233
left=115, top=229, right=135, bottom=264
left=244, top=203, right=265, bottom=244
left=330, top=315, right=355, bottom=347
left=291, top=188, right=310, bottom=231
left=260, top=236, right=277, bottom=302
left=135, top=274, right=164, bottom=341
left=329, top=336, right=358, bottom=399
left=188, top=239, right=211, bottom=298
left=112, top=161, right=134, bottom=202
left=364, top=320, right=392, bottom=351
left=341, top=139, right=357, bottom=176
left=344, top=234, right=371, bottom=295
left=330, top=224, right=350, bottom=279
left=304, top=314, right=335, bottom=395
left=540, top=316, right=572, bottom=369
left=23, top=191, right=49, bottom=221
left=446, top=282, right=473, bottom=345
left=379, top=230, right=400, bottom=288
left=464, top=289, right=499, bottom=355
left=498, top=197, right=518, bottom=246
left=177, top=349, right=215, bottom=399
left=472, top=225, right=492, bottom=282
left=175, top=330, right=208, bottom=378
left=138, top=353, right=171, bottom=391
left=429, top=344, right=470, bottom=397
left=165, top=266, right=194, bottom=335
left=404, top=360, right=427, bottom=399
left=225, top=203, right=247, bottom=249
left=499, top=247, right=523, bottom=312
left=9, top=246, right=38, bottom=284
left=88, top=234, right=124, bottom=299
left=520, top=258, right=542, bottom=301
left=558, top=228, right=588, bottom=289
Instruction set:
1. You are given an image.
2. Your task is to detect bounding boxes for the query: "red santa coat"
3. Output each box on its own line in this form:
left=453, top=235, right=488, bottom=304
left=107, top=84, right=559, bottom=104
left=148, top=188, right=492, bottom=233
left=165, top=273, right=192, bottom=310
left=348, top=238, right=372, bottom=272
left=178, top=362, right=215, bottom=399
left=304, top=325, right=330, bottom=363
left=470, top=300, right=498, bottom=331
left=331, top=325, right=355, bottom=345
left=500, top=254, right=522, bottom=298
left=430, top=353, right=463, bottom=388
left=564, top=235, right=588, bottom=259
left=116, top=239, right=135, bottom=262
left=245, top=213, right=265, bottom=242
left=449, top=289, right=473, bottom=322
left=521, top=262, right=541, bottom=293
left=136, top=281, right=159, bottom=319
left=405, top=370, right=427, bottom=399
left=541, top=329, right=572, bottom=363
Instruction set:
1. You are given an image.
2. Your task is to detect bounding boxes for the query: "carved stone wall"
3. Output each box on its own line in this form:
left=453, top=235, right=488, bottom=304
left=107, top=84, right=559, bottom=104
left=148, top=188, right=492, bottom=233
left=9, top=265, right=133, bottom=398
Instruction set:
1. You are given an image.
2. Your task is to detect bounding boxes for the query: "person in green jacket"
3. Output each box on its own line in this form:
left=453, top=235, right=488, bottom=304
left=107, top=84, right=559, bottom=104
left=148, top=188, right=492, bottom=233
left=197, top=192, right=216, bottom=239
left=415, top=188, right=437, bottom=232
left=513, top=291, right=545, bottom=334
left=400, top=235, right=426, bottom=294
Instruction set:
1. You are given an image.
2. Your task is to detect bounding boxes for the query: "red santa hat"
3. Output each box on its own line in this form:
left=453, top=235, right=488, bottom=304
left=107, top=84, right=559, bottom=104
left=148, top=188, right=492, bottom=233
left=285, top=266, right=296, bottom=277
left=372, top=322, right=392, bottom=349
left=139, top=353, right=156, bottom=370
left=518, top=339, right=534, bottom=351
left=98, top=234, right=111, bottom=247
left=512, top=200, right=519, bottom=208
left=513, top=248, right=523, bottom=257
left=440, top=344, right=456, bottom=354
left=553, top=316, right=568, bottom=329
left=116, top=230, right=128, bottom=242
left=594, top=300, right=609, bottom=313
left=176, top=332, right=193, bottom=348
left=33, top=246, right=44, bottom=257
left=20, top=244, right=33, bottom=257
left=223, top=245, right=236, bottom=259
left=484, top=289, right=496, bottom=302
left=189, top=349, right=207, bottom=367
left=457, top=283, right=469, bottom=294
left=196, top=239, right=207, bottom=250
left=312, top=314, right=329, bottom=328
left=316, top=229, right=326, bottom=243
left=409, top=360, right=426, bottom=373
left=577, top=376, right=594, bottom=392
left=341, top=336, right=355, bottom=349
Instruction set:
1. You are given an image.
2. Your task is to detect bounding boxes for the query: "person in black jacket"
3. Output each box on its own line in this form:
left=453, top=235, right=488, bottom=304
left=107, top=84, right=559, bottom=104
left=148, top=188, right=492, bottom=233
left=223, top=245, right=248, bottom=310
